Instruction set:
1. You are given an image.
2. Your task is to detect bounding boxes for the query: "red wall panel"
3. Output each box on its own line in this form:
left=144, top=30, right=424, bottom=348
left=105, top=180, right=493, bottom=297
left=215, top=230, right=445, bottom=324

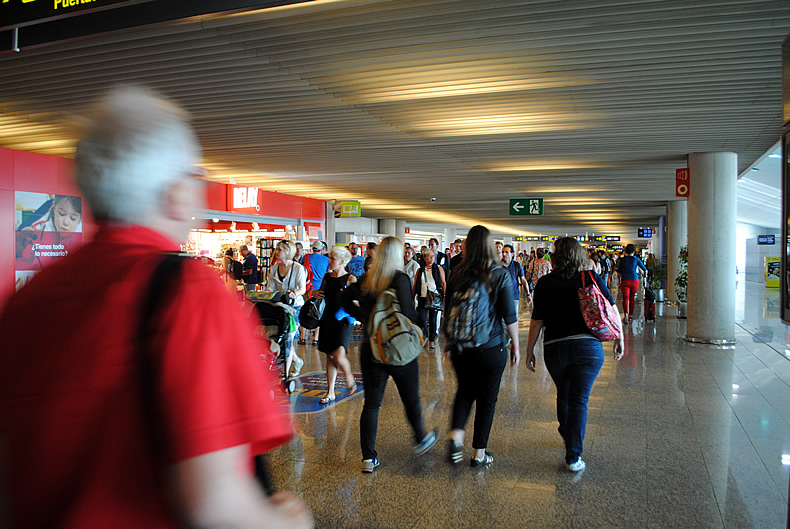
left=0, top=148, right=14, bottom=191
left=301, top=197, right=326, bottom=221
left=261, top=190, right=302, bottom=219
left=14, top=150, right=58, bottom=192
left=205, top=181, right=226, bottom=211
left=0, top=189, right=15, bottom=306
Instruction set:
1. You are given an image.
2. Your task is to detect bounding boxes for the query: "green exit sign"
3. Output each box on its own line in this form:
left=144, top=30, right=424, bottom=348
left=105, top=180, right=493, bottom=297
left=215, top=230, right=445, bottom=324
left=509, top=198, right=543, bottom=216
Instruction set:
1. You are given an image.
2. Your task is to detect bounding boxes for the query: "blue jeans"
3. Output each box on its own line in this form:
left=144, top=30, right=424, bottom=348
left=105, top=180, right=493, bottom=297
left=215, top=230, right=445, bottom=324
left=543, top=338, right=604, bottom=464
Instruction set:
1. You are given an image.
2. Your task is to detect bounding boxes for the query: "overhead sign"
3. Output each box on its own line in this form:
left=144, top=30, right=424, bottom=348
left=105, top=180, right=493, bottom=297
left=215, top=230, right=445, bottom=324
left=516, top=236, right=541, bottom=241
left=638, top=228, right=653, bottom=238
left=339, top=201, right=361, bottom=217
left=758, top=235, right=776, bottom=245
left=605, top=235, right=620, bottom=241
left=509, top=198, right=543, bottom=216
left=2, top=0, right=311, bottom=50
left=676, top=168, right=690, bottom=197
left=540, top=235, right=558, bottom=242
left=1, top=0, right=138, bottom=29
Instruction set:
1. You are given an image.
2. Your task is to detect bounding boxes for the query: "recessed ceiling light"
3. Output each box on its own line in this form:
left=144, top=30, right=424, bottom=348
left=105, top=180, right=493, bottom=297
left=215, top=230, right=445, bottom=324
left=769, top=154, right=781, bottom=159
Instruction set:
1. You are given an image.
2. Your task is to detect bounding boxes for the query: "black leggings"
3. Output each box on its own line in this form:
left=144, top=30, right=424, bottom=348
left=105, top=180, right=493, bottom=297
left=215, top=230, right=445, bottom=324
left=360, top=345, right=426, bottom=460
left=450, top=344, right=508, bottom=449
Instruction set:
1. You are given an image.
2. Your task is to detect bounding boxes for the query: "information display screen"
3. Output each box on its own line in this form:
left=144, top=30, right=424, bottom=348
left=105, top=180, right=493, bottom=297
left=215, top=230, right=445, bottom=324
left=637, top=228, right=653, bottom=238
left=758, top=235, right=776, bottom=245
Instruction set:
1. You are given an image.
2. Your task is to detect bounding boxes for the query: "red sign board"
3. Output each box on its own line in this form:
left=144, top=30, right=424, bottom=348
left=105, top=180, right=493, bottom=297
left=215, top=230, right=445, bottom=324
left=676, top=168, right=690, bottom=197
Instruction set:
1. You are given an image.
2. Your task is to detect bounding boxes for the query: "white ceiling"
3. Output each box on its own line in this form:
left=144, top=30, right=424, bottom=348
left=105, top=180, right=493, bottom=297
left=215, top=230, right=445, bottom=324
left=737, top=143, right=782, bottom=229
left=1, top=0, right=789, bottom=238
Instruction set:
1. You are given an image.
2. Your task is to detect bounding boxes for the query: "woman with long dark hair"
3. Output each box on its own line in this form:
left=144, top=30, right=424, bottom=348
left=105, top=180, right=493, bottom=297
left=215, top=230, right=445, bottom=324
left=525, top=237, right=624, bottom=472
left=444, top=225, right=522, bottom=468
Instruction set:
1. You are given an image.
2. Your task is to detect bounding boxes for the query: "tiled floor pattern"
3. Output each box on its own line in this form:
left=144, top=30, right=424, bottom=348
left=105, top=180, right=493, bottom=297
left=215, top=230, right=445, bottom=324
left=267, top=286, right=790, bottom=528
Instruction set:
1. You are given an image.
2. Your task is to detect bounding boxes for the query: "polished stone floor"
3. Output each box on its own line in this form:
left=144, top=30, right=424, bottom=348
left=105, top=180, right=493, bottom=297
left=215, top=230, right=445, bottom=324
left=268, top=281, right=790, bottom=528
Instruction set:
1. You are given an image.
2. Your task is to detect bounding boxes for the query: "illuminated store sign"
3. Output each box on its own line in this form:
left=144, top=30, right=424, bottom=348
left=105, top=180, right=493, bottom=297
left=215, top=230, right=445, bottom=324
left=1, top=0, right=137, bottom=29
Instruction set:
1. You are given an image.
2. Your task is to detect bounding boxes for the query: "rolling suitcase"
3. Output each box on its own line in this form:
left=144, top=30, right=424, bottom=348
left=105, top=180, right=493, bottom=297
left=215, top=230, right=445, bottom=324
left=644, top=288, right=657, bottom=321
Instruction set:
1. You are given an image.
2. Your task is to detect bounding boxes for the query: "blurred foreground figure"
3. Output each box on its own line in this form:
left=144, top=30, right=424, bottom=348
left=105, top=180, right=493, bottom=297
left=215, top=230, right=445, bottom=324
left=0, top=86, right=313, bottom=529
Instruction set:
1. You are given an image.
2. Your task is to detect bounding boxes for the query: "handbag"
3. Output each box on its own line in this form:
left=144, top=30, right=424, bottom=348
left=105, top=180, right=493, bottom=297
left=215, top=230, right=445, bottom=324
left=425, top=289, right=443, bottom=311
left=299, top=296, right=325, bottom=330
left=423, top=268, right=443, bottom=311
left=578, top=270, right=620, bottom=341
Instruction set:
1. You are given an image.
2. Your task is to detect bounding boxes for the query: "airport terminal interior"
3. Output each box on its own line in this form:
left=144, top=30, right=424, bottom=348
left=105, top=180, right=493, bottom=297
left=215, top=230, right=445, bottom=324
left=3, top=0, right=790, bottom=528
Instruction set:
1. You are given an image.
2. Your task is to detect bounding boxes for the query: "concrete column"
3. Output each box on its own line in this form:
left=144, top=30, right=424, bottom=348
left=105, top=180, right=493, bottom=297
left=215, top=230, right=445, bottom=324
left=657, top=216, right=667, bottom=264
left=503, top=236, right=513, bottom=246
left=325, top=202, right=336, bottom=245
left=444, top=228, right=457, bottom=248
left=379, top=219, right=396, bottom=236
left=686, top=152, right=737, bottom=344
left=666, top=201, right=688, bottom=303
left=395, top=220, right=407, bottom=243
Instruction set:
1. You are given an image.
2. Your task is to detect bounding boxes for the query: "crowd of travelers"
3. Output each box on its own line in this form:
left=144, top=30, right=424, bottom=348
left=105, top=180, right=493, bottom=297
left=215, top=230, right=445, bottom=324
left=0, top=85, right=652, bottom=529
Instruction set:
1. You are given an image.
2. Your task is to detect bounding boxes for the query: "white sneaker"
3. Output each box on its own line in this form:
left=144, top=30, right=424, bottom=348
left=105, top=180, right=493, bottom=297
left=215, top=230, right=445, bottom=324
left=291, top=355, right=304, bottom=377
left=568, top=458, right=586, bottom=472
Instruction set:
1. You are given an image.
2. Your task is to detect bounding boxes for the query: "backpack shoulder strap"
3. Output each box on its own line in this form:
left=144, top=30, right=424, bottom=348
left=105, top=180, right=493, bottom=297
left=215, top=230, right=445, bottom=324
left=137, top=253, right=185, bottom=475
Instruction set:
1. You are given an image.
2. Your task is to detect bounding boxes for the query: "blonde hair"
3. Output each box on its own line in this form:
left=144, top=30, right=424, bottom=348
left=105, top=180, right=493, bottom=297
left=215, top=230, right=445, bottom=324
left=276, top=240, right=296, bottom=261
left=362, top=236, right=404, bottom=296
left=330, top=245, right=352, bottom=264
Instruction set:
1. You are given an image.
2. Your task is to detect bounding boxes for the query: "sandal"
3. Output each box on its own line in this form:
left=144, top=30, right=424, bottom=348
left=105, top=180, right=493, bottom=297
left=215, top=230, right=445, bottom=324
left=319, top=394, right=336, bottom=404
left=297, top=339, right=306, bottom=345
left=312, top=339, right=319, bottom=345
left=347, top=382, right=358, bottom=396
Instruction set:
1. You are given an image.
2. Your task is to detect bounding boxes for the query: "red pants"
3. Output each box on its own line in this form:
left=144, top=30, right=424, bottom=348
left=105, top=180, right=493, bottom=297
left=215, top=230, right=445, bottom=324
left=620, top=280, right=640, bottom=317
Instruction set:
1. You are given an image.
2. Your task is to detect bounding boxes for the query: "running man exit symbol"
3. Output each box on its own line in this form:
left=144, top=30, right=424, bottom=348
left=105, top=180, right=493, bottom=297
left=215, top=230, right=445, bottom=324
left=509, top=198, right=543, bottom=216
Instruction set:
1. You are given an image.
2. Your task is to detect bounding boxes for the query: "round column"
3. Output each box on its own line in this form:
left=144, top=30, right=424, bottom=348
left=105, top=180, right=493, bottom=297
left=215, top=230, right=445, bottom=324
left=395, top=220, right=407, bottom=243
left=379, top=219, right=396, bottom=236
left=686, top=152, right=737, bottom=344
left=666, top=201, right=688, bottom=303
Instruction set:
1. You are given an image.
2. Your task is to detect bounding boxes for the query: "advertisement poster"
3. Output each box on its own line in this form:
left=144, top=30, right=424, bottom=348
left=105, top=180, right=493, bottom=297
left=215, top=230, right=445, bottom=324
left=15, top=192, right=83, bottom=290
left=765, top=256, right=780, bottom=288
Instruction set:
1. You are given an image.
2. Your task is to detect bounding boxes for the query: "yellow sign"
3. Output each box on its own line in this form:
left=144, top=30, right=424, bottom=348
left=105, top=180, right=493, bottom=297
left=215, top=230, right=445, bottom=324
left=765, top=256, right=780, bottom=288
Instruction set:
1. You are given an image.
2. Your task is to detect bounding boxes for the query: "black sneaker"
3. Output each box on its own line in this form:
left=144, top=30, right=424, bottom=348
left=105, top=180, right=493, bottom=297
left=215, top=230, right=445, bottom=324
left=470, top=451, right=494, bottom=468
left=448, top=440, right=463, bottom=465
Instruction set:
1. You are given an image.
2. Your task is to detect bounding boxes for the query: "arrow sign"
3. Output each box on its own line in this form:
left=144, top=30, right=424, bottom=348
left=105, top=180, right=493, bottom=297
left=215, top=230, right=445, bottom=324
left=509, top=198, right=543, bottom=216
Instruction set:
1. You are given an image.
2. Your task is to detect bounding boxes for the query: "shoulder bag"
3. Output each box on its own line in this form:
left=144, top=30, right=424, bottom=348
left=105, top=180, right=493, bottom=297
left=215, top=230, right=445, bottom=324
left=578, top=270, right=621, bottom=341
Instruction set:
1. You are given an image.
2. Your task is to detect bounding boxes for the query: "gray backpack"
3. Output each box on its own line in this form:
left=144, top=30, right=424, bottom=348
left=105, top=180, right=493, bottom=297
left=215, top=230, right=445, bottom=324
left=443, top=275, right=494, bottom=350
left=369, top=289, right=425, bottom=365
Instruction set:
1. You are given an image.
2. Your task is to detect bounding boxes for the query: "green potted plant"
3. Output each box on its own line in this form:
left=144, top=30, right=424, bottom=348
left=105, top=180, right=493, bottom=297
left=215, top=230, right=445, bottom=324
left=648, top=262, right=667, bottom=301
left=675, top=246, right=688, bottom=318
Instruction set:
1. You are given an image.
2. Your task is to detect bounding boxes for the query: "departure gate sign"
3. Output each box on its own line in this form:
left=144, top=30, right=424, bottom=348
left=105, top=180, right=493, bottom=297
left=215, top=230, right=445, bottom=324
left=1, top=0, right=138, bottom=29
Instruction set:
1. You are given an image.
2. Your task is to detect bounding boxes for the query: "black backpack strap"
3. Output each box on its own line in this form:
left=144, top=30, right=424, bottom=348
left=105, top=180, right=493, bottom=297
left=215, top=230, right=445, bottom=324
left=137, top=253, right=185, bottom=476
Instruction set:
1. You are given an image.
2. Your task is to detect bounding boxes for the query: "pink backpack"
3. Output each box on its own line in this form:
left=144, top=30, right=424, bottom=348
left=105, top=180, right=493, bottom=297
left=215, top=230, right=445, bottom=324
left=578, top=271, right=621, bottom=341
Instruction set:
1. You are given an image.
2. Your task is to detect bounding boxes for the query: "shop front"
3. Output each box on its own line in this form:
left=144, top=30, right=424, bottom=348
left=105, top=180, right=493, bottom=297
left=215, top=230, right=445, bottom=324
left=188, top=183, right=327, bottom=284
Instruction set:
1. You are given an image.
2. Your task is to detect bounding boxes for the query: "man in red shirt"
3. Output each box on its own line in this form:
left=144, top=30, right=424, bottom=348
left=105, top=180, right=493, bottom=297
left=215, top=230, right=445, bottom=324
left=0, top=87, right=313, bottom=529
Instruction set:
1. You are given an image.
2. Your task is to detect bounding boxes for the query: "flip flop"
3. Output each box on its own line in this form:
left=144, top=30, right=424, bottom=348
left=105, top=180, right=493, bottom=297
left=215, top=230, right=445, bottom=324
left=347, top=382, right=358, bottom=396
left=319, top=395, right=336, bottom=404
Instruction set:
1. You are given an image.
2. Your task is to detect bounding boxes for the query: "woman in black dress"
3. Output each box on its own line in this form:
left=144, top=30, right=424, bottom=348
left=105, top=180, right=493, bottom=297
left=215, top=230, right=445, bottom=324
left=312, top=245, right=358, bottom=404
